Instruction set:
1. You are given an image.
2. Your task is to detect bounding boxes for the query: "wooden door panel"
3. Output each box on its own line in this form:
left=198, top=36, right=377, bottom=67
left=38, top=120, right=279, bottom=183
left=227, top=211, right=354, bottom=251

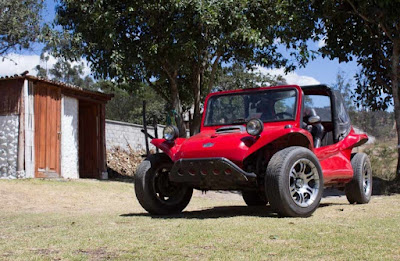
left=34, top=86, right=47, bottom=172
left=46, top=86, right=61, bottom=173
left=34, top=84, right=61, bottom=178
left=79, top=101, right=100, bottom=178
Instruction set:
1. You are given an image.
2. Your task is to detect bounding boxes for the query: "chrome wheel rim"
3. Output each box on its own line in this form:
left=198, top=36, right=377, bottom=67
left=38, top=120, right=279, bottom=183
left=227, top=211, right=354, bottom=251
left=363, top=162, right=372, bottom=196
left=289, top=159, right=320, bottom=208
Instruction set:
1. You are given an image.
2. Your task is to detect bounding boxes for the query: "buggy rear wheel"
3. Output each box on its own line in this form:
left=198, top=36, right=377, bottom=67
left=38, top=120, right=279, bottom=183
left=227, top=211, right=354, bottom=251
left=134, top=154, right=193, bottom=215
left=242, top=191, right=268, bottom=206
left=345, top=153, right=372, bottom=204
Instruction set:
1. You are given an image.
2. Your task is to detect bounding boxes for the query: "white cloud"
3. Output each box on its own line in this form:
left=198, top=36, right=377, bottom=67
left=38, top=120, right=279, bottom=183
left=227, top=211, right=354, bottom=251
left=0, top=53, right=42, bottom=77
left=254, top=66, right=320, bottom=86
left=273, top=38, right=282, bottom=45
left=0, top=53, right=92, bottom=78
left=317, top=38, right=326, bottom=48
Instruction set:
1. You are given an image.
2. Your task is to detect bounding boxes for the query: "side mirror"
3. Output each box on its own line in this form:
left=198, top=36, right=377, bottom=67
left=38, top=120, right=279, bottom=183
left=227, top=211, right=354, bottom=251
left=307, top=115, right=321, bottom=125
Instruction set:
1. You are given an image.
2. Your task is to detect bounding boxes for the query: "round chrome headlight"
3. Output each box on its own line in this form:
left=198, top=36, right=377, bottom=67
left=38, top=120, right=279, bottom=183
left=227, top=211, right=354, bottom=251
left=163, top=125, right=179, bottom=141
left=246, top=119, right=264, bottom=136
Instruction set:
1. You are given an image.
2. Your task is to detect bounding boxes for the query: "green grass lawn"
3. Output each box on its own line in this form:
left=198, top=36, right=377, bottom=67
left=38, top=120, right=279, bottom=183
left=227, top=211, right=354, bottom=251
left=0, top=179, right=399, bottom=260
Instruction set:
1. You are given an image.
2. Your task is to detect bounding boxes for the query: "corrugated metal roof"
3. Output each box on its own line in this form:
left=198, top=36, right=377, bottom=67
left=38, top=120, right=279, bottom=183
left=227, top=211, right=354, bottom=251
left=0, top=74, right=113, bottom=100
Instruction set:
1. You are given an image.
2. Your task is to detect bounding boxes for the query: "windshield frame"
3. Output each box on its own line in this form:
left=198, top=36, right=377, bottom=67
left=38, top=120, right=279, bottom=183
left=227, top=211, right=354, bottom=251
left=203, top=87, right=299, bottom=127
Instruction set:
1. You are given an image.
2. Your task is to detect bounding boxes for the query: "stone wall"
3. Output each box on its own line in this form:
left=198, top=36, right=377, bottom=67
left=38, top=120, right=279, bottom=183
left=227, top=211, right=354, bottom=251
left=0, top=115, right=19, bottom=179
left=61, top=96, right=79, bottom=179
left=106, top=120, right=164, bottom=151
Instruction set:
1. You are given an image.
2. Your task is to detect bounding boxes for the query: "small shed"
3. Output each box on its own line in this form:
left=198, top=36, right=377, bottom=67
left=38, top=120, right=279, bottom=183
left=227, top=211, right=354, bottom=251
left=0, top=75, right=113, bottom=179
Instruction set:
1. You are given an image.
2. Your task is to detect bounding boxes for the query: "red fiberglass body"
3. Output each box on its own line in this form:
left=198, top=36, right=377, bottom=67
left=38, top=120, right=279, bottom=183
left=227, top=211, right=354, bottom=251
left=151, top=85, right=368, bottom=187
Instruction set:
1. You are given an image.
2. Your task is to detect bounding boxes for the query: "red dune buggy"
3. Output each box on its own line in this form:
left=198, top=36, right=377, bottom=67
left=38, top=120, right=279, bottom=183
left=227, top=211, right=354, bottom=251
left=135, top=85, right=372, bottom=217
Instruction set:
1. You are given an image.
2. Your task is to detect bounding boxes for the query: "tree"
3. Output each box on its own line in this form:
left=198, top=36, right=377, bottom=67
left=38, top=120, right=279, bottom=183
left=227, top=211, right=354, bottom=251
left=215, top=63, right=287, bottom=92
left=93, top=80, right=167, bottom=125
left=48, top=0, right=317, bottom=136
left=311, top=0, right=400, bottom=180
left=33, top=54, right=168, bottom=126
left=0, top=0, right=43, bottom=56
left=332, top=70, right=355, bottom=112
left=35, top=55, right=94, bottom=89
left=331, top=70, right=395, bottom=141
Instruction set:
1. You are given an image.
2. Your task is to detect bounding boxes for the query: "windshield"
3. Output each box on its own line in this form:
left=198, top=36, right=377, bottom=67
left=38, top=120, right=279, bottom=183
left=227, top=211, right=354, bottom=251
left=204, top=89, right=297, bottom=126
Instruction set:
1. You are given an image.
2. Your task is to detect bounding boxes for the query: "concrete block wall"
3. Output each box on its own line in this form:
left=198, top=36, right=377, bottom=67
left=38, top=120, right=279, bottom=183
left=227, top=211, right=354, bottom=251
left=106, top=120, right=164, bottom=151
left=0, top=115, right=19, bottom=179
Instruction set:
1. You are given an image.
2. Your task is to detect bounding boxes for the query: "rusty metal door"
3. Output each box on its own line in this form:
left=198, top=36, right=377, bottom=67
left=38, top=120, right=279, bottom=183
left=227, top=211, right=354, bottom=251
left=34, top=83, right=61, bottom=178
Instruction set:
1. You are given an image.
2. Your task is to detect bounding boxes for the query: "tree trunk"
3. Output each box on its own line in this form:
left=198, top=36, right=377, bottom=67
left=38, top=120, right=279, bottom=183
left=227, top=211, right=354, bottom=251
left=390, top=41, right=400, bottom=181
left=190, top=67, right=202, bottom=136
left=170, top=79, right=186, bottom=137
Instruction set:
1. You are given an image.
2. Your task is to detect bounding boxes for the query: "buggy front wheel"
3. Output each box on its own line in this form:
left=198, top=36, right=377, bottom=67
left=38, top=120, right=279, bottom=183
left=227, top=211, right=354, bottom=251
left=265, top=146, right=324, bottom=217
left=134, top=154, right=193, bottom=215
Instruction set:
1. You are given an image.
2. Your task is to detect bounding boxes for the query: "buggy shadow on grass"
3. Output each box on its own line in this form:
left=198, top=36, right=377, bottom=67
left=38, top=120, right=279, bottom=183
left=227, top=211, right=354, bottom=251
left=119, top=201, right=346, bottom=219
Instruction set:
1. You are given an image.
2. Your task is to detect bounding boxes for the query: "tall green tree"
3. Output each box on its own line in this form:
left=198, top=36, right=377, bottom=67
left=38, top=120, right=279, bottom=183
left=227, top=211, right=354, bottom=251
left=311, top=0, right=400, bottom=180
left=48, top=0, right=317, bottom=135
left=215, top=63, right=287, bottom=92
left=35, top=55, right=94, bottom=89
left=332, top=70, right=355, bottom=111
left=331, top=70, right=395, bottom=141
left=0, top=0, right=43, bottom=56
left=93, top=80, right=167, bottom=125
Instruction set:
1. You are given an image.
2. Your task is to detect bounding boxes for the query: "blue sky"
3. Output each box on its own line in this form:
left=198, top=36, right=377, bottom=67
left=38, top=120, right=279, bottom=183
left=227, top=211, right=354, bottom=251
left=0, top=0, right=360, bottom=88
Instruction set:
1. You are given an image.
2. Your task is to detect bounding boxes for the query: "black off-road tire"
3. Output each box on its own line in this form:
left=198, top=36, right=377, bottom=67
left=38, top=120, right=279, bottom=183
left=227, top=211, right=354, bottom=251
left=345, top=153, right=372, bottom=204
left=134, top=153, right=193, bottom=215
left=242, top=191, right=268, bottom=206
left=265, top=146, right=324, bottom=217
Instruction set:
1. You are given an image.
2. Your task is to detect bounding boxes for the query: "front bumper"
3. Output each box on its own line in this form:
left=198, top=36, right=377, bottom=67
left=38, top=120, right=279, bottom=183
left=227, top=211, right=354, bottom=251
left=170, top=157, right=257, bottom=190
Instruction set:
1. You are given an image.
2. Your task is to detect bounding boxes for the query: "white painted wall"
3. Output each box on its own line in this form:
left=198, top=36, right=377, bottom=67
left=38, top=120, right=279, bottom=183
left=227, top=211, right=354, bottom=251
left=0, top=115, right=19, bottom=179
left=61, top=96, right=79, bottom=179
left=24, top=80, right=35, bottom=178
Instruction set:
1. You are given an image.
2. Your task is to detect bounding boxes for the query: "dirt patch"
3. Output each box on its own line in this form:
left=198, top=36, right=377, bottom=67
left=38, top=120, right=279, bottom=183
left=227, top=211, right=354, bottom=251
left=2, top=251, right=13, bottom=258
left=193, top=190, right=243, bottom=201
left=32, top=248, right=60, bottom=256
left=76, top=248, right=118, bottom=260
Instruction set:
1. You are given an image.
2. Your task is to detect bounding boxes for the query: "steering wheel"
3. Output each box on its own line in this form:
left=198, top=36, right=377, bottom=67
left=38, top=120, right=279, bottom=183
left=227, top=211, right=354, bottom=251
left=275, top=112, right=292, bottom=120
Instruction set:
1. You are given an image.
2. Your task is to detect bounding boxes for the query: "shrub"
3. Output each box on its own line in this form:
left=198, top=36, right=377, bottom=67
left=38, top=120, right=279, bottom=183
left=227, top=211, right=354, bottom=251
left=363, top=142, right=397, bottom=181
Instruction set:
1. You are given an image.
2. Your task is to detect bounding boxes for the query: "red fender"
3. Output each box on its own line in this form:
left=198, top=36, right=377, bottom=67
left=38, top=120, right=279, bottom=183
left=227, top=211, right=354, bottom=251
left=151, top=138, right=186, bottom=161
left=340, top=128, right=368, bottom=150
left=244, top=127, right=314, bottom=158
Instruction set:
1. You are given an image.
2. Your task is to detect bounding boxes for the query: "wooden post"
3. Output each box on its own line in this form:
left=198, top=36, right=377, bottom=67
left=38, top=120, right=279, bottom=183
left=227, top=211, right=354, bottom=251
left=188, top=110, right=192, bottom=136
left=153, top=116, right=159, bottom=154
left=142, top=100, right=150, bottom=156
left=100, top=103, right=107, bottom=179
left=17, top=83, right=25, bottom=177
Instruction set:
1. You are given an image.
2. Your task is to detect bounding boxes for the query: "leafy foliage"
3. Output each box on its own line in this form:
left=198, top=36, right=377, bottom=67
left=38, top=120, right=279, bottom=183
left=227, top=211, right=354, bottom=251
left=311, top=0, right=400, bottom=179
left=35, top=55, right=94, bottom=89
left=350, top=110, right=395, bottom=141
left=49, top=0, right=318, bottom=134
left=332, top=70, right=355, bottom=111
left=214, top=63, right=286, bottom=92
left=364, top=143, right=397, bottom=181
left=92, top=81, right=166, bottom=125
left=0, top=0, right=43, bottom=56
left=331, top=70, right=395, bottom=141
left=312, top=0, right=399, bottom=110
